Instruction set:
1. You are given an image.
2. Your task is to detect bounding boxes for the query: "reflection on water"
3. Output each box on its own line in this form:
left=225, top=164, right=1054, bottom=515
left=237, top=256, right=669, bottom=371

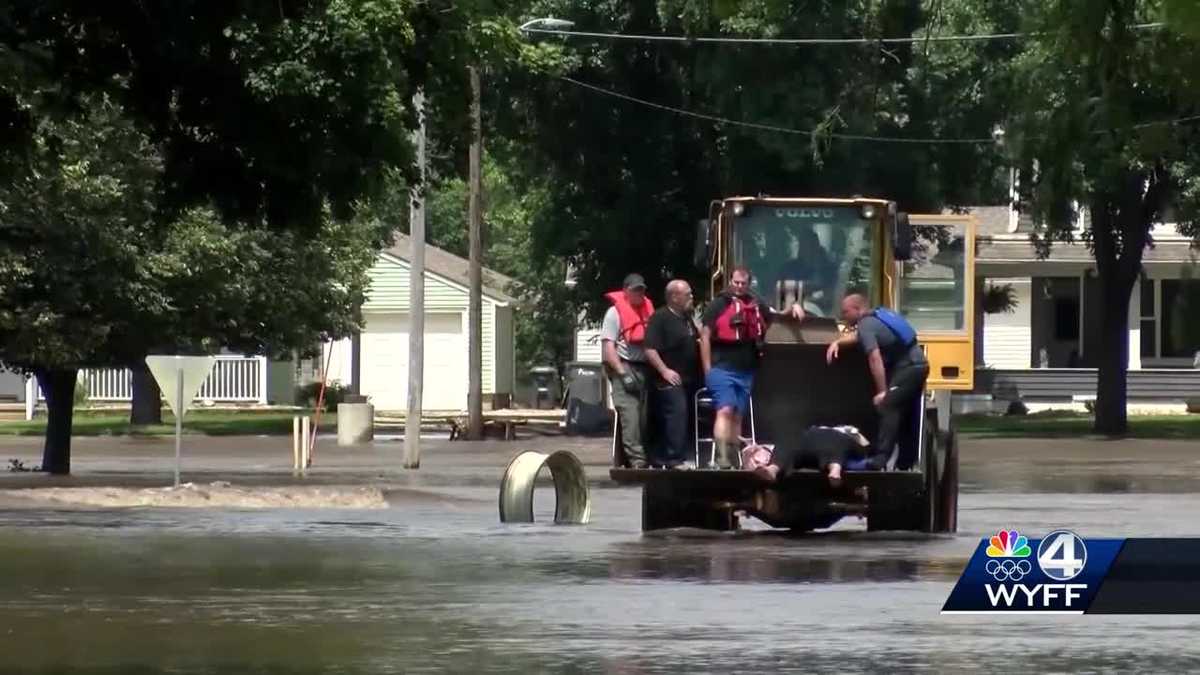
left=4, top=444, right=1200, bottom=672
left=601, top=538, right=951, bottom=584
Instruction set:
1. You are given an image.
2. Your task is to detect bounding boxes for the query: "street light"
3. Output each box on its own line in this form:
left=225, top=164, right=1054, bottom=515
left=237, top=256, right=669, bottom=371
left=520, top=17, right=576, bottom=33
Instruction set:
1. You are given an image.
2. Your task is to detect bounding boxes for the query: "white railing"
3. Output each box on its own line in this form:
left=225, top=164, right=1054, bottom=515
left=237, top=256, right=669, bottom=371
left=197, top=356, right=268, bottom=402
left=83, top=368, right=133, bottom=400
left=30, top=355, right=269, bottom=408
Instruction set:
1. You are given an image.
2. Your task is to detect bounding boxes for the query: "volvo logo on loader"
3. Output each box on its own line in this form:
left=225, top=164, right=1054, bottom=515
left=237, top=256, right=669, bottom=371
left=774, top=207, right=835, bottom=219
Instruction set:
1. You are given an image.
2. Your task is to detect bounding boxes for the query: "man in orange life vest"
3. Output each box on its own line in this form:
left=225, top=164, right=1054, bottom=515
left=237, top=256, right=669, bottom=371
left=700, top=266, right=805, bottom=468
left=601, top=273, right=655, bottom=468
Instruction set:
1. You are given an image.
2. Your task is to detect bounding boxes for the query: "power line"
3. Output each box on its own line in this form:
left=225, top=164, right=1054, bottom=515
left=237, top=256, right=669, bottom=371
left=559, top=77, right=996, bottom=144
left=525, top=22, right=1165, bottom=46
left=1132, top=114, right=1200, bottom=130
left=559, top=77, right=1200, bottom=145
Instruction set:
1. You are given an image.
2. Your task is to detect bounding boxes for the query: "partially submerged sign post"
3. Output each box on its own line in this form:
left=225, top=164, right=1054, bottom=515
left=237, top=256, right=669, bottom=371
left=145, top=355, right=216, bottom=487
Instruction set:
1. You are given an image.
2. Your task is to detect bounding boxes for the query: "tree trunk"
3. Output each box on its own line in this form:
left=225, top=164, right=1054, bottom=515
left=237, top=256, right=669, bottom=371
left=1093, top=273, right=1133, bottom=436
left=37, top=368, right=78, bottom=474
left=130, top=360, right=163, bottom=425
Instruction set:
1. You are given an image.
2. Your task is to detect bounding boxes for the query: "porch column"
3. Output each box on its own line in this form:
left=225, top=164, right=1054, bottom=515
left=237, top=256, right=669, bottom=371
left=24, top=376, right=35, bottom=421
left=973, top=277, right=985, bottom=368
left=1128, top=283, right=1141, bottom=370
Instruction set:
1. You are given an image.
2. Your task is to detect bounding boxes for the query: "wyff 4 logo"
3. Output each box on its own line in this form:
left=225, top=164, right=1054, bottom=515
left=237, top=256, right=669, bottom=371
left=984, top=529, right=1088, bottom=609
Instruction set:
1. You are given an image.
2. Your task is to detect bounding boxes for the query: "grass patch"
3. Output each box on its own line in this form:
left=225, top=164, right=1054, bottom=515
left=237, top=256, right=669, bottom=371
left=0, top=410, right=333, bottom=437
left=956, top=412, right=1200, bottom=439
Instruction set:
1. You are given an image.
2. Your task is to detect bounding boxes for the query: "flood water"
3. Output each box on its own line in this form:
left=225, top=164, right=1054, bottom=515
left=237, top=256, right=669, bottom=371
left=2, top=436, right=1200, bottom=673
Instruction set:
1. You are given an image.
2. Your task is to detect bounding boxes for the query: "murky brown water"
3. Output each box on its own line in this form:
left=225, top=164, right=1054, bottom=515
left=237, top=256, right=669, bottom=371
left=2, top=436, right=1200, bottom=673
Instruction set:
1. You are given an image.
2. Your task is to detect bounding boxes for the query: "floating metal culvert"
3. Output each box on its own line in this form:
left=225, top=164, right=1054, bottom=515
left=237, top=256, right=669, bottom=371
left=499, top=450, right=591, bottom=524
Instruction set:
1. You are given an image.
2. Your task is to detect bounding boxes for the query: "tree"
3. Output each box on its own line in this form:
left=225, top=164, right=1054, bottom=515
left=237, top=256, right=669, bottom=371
left=0, top=95, right=387, bottom=473
left=498, top=0, right=1010, bottom=322
left=0, top=0, right=441, bottom=230
left=0, top=96, right=164, bottom=473
left=0, top=1, right=493, bottom=469
left=127, top=208, right=388, bottom=425
left=1007, top=0, right=1200, bottom=434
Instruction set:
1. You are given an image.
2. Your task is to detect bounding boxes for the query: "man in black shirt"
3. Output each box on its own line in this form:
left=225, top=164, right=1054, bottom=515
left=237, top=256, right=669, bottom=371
left=700, top=267, right=805, bottom=468
left=644, top=279, right=700, bottom=468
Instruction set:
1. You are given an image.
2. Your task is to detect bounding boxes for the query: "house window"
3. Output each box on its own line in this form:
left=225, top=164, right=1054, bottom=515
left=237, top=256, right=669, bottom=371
left=1160, top=279, right=1200, bottom=358
left=1140, top=278, right=1157, bottom=359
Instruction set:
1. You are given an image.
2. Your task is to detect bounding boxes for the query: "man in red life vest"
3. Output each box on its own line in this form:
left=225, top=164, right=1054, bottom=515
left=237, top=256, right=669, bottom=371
left=700, top=266, right=805, bottom=468
left=602, top=273, right=655, bottom=468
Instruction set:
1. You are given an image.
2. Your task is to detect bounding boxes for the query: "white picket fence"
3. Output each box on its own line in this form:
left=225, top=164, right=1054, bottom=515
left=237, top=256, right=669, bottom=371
left=27, top=355, right=269, bottom=419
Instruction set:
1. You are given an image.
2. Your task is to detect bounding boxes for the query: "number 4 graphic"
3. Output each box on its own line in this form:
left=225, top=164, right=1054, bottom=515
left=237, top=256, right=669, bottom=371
left=1037, top=530, right=1088, bottom=581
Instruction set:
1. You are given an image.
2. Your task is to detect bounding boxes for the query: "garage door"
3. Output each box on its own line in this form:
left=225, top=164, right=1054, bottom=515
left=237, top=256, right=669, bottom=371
left=360, top=312, right=467, bottom=412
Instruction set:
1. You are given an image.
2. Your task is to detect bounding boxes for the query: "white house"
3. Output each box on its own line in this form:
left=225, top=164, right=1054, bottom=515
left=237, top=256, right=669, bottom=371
left=322, top=233, right=518, bottom=413
left=970, top=205, right=1200, bottom=403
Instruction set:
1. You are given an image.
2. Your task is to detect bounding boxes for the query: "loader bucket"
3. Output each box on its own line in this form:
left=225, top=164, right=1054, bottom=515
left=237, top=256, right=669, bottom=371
left=752, top=341, right=878, bottom=448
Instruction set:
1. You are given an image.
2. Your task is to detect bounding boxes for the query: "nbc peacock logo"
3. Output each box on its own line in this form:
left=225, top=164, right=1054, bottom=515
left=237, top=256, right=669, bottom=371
left=984, top=529, right=1032, bottom=582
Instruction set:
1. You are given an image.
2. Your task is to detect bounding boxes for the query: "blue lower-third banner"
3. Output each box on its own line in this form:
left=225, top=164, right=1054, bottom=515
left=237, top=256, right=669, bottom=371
left=942, top=530, right=1200, bottom=614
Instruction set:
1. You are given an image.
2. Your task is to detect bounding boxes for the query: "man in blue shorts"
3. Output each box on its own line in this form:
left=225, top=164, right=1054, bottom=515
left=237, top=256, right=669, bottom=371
left=700, top=266, right=804, bottom=469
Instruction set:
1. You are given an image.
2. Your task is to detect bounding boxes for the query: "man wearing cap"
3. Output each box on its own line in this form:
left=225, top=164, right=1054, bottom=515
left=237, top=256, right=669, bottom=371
left=601, top=273, right=655, bottom=468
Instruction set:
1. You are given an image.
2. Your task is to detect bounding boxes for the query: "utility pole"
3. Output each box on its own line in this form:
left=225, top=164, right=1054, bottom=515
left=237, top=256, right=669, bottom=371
left=467, top=66, right=484, bottom=440
left=405, top=90, right=426, bottom=469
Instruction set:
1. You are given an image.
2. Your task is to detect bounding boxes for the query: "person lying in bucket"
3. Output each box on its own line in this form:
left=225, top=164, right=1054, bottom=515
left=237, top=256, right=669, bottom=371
left=743, top=425, right=873, bottom=487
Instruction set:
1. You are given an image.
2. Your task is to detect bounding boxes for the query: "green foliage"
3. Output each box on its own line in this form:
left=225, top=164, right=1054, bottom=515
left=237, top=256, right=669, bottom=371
left=495, top=0, right=1011, bottom=321
left=0, top=95, right=163, bottom=371
left=1164, top=0, right=1200, bottom=37
left=296, top=381, right=350, bottom=412
left=1007, top=0, right=1200, bottom=247
left=0, top=0, right=436, bottom=230
left=1002, top=0, right=1200, bottom=432
left=982, top=283, right=1018, bottom=314
left=0, top=92, right=388, bottom=376
left=72, top=379, right=88, bottom=408
left=0, top=410, right=325, bottom=437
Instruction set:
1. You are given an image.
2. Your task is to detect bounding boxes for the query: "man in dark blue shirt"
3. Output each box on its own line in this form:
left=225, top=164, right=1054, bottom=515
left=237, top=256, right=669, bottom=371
left=826, top=293, right=929, bottom=470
